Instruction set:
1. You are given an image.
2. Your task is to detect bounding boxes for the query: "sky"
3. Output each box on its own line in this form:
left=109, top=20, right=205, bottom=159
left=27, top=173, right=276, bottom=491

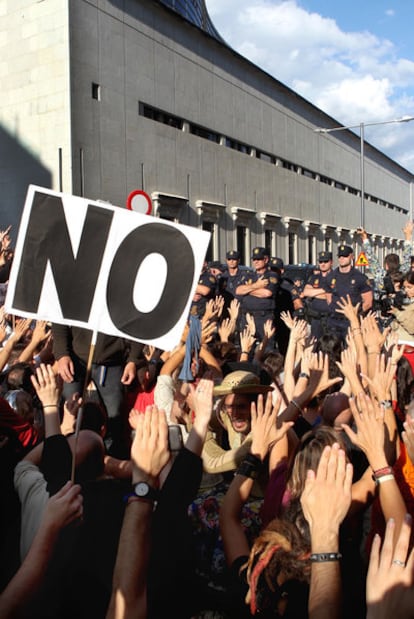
left=205, top=0, right=414, bottom=173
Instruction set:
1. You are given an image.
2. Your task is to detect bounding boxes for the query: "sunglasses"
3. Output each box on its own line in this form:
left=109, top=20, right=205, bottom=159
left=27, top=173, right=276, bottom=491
left=319, top=259, right=330, bottom=263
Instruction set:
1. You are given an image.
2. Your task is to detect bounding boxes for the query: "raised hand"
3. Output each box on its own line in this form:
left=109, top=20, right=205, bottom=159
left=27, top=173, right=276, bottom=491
left=240, top=326, right=256, bottom=356
left=245, top=312, right=256, bottom=337
left=42, top=481, right=83, bottom=532
left=130, top=405, right=170, bottom=484
left=227, top=298, right=240, bottom=324
left=366, top=515, right=414, bottom=619
left=31, top=363, right=62, bottom=407
left=250, top=392, right=290, bottom=460
left=341, top=394, right=386, bottom=469
left=218, top=317, right=235, bottom=343
left=301, top=443, right=353, bottom=535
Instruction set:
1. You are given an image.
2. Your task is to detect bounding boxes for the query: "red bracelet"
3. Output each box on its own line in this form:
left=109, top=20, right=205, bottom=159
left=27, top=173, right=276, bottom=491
left=373, top=466, right=393, bottom=478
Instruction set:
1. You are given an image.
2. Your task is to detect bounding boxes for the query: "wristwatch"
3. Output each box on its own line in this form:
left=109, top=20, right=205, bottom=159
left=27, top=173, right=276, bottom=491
left=132, top=481, right=159, bottom=501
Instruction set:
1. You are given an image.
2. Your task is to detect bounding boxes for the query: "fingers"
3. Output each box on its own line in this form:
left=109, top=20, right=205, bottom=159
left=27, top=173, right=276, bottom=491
left=367, top=533, right=381, bottom=579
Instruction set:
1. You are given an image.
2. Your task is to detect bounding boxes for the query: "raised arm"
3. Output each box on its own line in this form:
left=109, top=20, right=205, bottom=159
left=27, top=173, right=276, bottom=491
left=106, top=406, right=170, bottom=619
left=300, top=444, right=353, bottom=619
left=342, top=394, right=406, bottom=539
left=220, top=392, right=287, bottom=566
left=0, top=481, right=83, bottom=618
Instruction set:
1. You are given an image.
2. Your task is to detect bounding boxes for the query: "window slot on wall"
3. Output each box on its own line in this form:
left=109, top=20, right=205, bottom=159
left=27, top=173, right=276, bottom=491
left=92, top=83, right=100, bottom=101
left=202, top=221, right=214, bottom=262
left=190, top=124, right=220, bottom=143
left=237, top=226, right=247, bottom=265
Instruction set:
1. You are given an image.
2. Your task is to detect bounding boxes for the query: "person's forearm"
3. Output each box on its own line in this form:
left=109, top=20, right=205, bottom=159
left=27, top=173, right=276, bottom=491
left=221, top=473, right=255, bottom=521
left=0, top=522, right=58, bottom=617
left=18, top=339, right=39, bottom=364
left=185, top=416, right=210, bottom=456
left=106, top=501, right=153, bottom=619
left=199, top=346, right=222, bottom=377
left=362, top=293, right=373, bottom=313
left=278, top=386, right=314, bottom=424
left=0, top=336, right=16, bottom=371
left=281, top=336, right=297, bottom=401
left=308, top=530, right=341, bottom=619
left=104, top=455, right=133, bottom=479
left=159, top=344, right=186, bottom=376
left=248, top=288, right=272, bottom=298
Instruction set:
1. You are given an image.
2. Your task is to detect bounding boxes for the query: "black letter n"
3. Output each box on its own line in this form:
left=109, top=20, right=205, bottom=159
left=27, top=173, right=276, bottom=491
left=12, top=192, right=113, bottom=321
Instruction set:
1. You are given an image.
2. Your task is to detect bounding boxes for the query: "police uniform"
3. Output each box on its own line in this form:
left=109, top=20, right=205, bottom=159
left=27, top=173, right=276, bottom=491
left=221, top=264, right=249, bottom=300
left=304, top=251, right=332, bottom=338
left=239, top=248, right=279, bottom=340
left=190, top=268, right=217, bottom=317
left=322, top=246, right=372, bottom=338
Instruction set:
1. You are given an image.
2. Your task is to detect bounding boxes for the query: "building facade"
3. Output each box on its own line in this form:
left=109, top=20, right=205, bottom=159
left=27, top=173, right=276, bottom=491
left=1, top=0, right=413, bottom=266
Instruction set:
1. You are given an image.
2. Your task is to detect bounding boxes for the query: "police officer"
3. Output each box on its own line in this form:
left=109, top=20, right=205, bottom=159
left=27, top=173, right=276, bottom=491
left=323, top=245, right=373, bottom=338
left=190, top=260, right=217, bottom=317
left=219, top=250, right=248, bottom=322
left=236, top=247, right=279, bottom=342
left=302, top=251, right=333, bottom=338
left=221, top=250, right=248, bottom=300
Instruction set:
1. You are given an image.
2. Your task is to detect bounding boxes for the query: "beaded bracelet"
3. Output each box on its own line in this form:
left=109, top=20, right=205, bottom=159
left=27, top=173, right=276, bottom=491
left=310, top=552, right=342, bottom=562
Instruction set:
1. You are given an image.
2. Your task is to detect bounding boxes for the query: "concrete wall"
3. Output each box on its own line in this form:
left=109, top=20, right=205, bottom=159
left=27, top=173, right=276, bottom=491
left=0, top=0, right=71, bottom=232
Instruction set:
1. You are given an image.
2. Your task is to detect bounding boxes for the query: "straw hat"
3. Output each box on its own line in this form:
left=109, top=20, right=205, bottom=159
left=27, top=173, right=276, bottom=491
left=213, top=370, right=273, bottom=396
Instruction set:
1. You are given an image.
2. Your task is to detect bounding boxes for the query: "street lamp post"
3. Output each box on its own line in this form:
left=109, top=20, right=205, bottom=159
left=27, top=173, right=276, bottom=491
left=315, top=116, right=414, bottom=228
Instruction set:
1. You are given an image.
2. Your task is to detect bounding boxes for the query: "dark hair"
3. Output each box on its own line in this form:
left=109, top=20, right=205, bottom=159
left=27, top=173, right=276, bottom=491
left=6, top=363, right=35, bottom=393
left=211, top=341, right=238, bottom=364
left=263, top=352, right=285, bottom=380
left=390, top=271, right=404, bottom=285
left=384, top=253, right=400, bottom=273
left=287, top=426, right=346, bottom=498
left=313, top=334, right=343, bottom=389
left=136, top=363, right=158, bottom=391
left=404, top=270, right=414, bottom=285
left=244, top=518, right=310, bottom=615
left=396, top=356, right=414, bottom=414
left=80, top=400, right=108, bottom=436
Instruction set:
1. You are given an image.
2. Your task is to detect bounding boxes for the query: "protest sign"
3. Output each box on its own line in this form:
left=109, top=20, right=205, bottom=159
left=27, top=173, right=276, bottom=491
left=5, top=186, right=210, bottom=350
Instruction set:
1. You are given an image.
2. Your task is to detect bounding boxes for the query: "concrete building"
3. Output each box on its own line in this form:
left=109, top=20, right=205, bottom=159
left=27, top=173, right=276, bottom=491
left=1, top=0, right=413, bottom=266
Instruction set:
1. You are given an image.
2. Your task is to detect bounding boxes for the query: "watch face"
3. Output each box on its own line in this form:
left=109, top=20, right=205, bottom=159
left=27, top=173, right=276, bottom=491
left=134, top=482, right=150, bottom=497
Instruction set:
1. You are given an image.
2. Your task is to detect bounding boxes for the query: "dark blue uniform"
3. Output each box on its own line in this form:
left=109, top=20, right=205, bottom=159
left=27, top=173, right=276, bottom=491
left=238, top=269, right=279, bottom=340
left=304, top=272, right=331, bottom=338
left=322, top=267, right=372, bottom=338
left=190, top=270, right=217, bottom=317
left=221, top=267, right=250, bottom=300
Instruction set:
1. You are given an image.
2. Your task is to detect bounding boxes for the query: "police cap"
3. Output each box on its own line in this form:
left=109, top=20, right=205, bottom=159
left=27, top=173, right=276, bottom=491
left=318, top=251, right=332, bottom=262
left=251, top=247, right=268, bottom=260
left=337, top=245, right=353, bottom=257
left=226, top=250, right=240, bottom=260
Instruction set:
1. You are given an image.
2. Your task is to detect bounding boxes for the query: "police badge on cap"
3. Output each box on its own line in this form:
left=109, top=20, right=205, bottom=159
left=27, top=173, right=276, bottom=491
left=226, top=250, right=240, bottom=260
left=251, top=247, right=268, bottom=260
left=337, top=245, right=353, bottom=257
left=318, top=251, right=332, bottom=262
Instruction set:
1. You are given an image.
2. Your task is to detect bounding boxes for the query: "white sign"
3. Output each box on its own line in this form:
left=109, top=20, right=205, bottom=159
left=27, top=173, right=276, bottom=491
left=5, top=186, right=210, bottom=350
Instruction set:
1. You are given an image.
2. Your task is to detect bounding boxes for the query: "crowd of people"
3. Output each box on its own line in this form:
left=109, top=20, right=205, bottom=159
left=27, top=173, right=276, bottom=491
left=3, top=221, right=414, bottom=618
